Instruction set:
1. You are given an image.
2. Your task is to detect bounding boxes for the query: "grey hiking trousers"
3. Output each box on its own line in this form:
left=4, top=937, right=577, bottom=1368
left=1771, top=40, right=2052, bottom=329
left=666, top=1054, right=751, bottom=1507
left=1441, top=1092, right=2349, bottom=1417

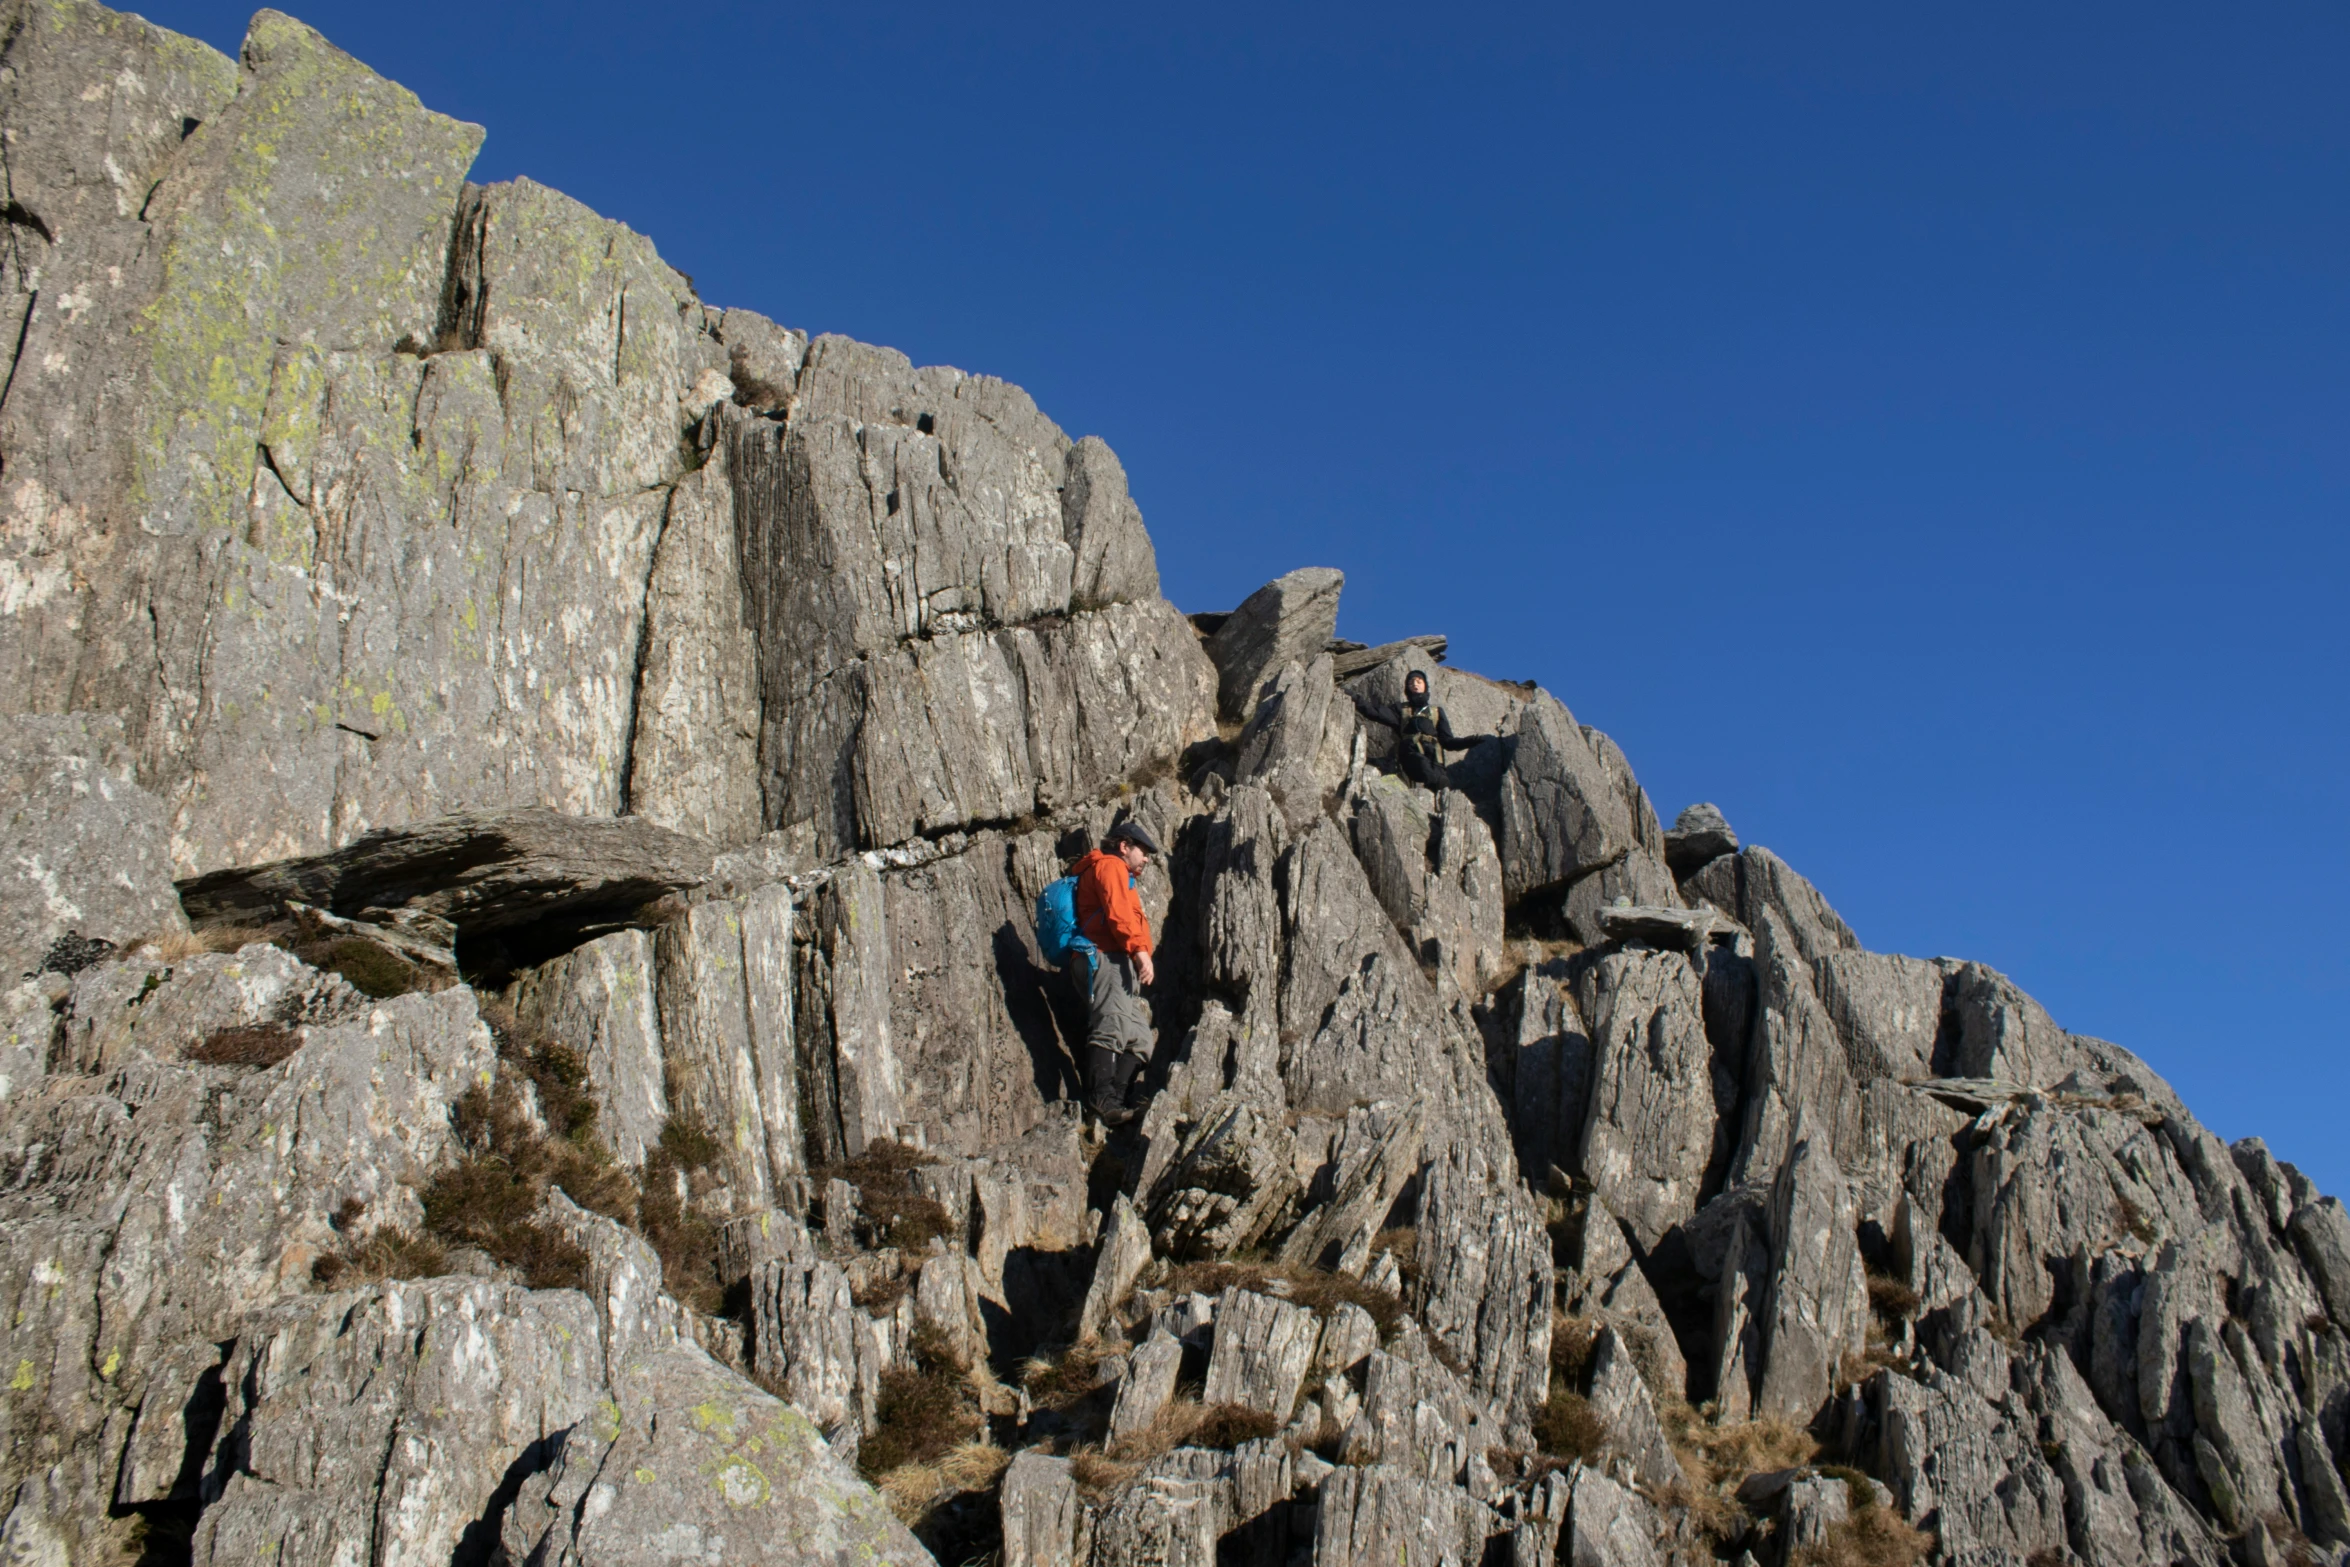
left=1082, top=950, right=1153, bottom=1060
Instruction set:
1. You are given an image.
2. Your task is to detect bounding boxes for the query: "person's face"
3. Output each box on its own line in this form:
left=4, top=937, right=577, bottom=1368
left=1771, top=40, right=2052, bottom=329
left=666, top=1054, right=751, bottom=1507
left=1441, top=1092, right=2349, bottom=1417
left=1117, top=840, right=1150, bottom=876
left=1406, top=676, right=1427, bottom=701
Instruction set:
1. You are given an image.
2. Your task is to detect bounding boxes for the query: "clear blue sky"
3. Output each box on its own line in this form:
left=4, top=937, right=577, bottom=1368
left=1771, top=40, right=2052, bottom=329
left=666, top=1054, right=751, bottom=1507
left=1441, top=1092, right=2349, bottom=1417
left=153, top=2, right=2349, bottom=1191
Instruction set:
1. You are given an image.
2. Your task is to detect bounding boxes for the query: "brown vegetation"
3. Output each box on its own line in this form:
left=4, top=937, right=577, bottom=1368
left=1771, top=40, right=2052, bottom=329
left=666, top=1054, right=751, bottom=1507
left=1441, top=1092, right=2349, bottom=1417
left=1371, top=1226, right=1421, bottom=1287
left=1021, top=1338, right=1122, bottom=1410
left=860, top=1320, right=985, bottom=1483
left=1663, top=1402, right=1819, bottom=1490
left=186, top=1022, right=302, bottom=1068
left=1532, top=1390, right=1607, bottom=1466
left=818, top=1141, right=955, bottom=1252
left=1791, top=1480, right=1934, bottom=1567
left=1160, top=1258, right=1406, bottom=1334
left=638, top=1116, right=725, bottom=1313
left=1865, top=1271, right=1920, bottom=1320
left=1070, top=1394, right=1284, bottom=1496
left=312, top=1003, right=637, bottom=1295
left=1551, top=1311, right=1599, bottom=1384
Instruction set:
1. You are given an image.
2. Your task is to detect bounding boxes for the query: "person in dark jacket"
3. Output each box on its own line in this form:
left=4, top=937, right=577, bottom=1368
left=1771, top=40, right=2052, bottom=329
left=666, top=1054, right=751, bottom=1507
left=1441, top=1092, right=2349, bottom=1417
left=1070, top=819, right=1161, bottom=1126
left=1351, top=669, right=1490, bottom=792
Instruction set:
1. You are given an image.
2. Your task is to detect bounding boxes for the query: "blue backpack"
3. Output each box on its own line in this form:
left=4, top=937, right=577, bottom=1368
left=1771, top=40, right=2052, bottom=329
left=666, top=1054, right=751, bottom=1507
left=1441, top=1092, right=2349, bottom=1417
left=1034, top=876, right=1095, bottom=968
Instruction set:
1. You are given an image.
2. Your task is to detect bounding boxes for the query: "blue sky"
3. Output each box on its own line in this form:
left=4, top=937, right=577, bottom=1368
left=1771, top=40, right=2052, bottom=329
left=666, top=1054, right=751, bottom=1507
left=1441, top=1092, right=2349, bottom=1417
left=154, top=2, right=2349, bottom=1189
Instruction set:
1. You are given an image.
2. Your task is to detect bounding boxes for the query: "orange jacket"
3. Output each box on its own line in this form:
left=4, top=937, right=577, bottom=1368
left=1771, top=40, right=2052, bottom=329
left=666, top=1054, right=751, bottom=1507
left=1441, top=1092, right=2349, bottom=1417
left=1074, top=849, right=1153, bottom=957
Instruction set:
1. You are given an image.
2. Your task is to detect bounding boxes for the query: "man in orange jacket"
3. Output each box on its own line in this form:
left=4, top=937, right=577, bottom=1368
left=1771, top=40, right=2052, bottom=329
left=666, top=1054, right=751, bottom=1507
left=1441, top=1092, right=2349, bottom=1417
left=1073, top=819, right=1161, bottom=1126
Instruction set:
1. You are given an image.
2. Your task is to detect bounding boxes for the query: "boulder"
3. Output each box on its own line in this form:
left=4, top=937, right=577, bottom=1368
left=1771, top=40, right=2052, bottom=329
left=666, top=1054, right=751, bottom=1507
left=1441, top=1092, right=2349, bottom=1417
left=1202, top=1287, right=1322, bottom=1419
left=500, top=1343, right=929, bottom=1567
left=1002, top=1450, right=1089, bottom=1567
left=1330, top=635, right=1447, bottom=682
left=1662, top=803, right=1739, bottom=875
left=1109, top=1328, right=1186, bottom=1442
left=1205, top=567, right=1345, bottom=721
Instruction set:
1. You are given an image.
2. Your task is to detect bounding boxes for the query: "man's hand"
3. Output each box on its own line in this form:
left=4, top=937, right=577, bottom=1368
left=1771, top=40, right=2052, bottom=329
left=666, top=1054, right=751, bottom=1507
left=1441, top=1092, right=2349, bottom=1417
left=1135, top=951, right=1156, bottom=987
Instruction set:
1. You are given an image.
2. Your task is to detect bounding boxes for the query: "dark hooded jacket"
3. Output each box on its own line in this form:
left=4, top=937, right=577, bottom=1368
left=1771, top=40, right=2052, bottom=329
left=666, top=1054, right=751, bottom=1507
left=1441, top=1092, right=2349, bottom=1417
left=1349, top=671, right=1489, bottom=764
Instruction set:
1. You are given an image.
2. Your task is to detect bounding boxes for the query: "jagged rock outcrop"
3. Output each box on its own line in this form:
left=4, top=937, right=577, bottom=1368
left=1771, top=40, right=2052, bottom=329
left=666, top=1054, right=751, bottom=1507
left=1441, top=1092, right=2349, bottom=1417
left=0, top=7, right=2340, bottom=1567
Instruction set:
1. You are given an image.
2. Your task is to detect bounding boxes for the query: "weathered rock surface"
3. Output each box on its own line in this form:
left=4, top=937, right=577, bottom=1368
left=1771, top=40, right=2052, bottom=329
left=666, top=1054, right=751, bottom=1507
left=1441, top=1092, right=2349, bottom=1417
left=0, top=714, right=186, bottom=979
left=1663, top=802, right=1739, bottom=875
left=176, top=806, right=713, bottom=940
left=0, top=8, right=2338, bottom=1567
left=1205, top=567, right=1345, bottom=721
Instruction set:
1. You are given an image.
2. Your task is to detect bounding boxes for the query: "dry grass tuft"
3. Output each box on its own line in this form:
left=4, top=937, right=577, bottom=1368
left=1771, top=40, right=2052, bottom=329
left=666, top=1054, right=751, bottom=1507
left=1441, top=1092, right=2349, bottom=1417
left=1021, top=1338, right=1121, bottom=1410
left=1839, top=1345, right=1906, bottom=1391
left=313, top=1225, right=448, bottom=1287
left=1066, top=1392, right=1284, bottom=1498
left=860, top=1320, right=985, bottom=1482
left=1532, top=1390, right=1608, bottom=1465
left=1663, top=1449, right=1748, bottom=1543
left=138, top=925, right=273, bottom=962
left=186, top=1022, right=302, bottom=1068
left=878, top=1462, right=948, bottom=1521
left=1070, top=1447, right=1138, bottom=1495
left=939, top=1441, right=1013, bottom=1493
left=1188, top=1403, right=1282, bottom=1449
left=1551, top=1311, right=1600, bottom=1384
left=1371, top=1226, right=1421, bottom=1287
left=818, top=1141, right=955, bottom=1252
left=1663, top=1402, right=1820, bottom=1489
left=1793, top=1502, right=1934, bottom=1567
left=1160, top=1258, right=1405, bottom=1334
left=1866, top=1271, right=1920, bottom=1320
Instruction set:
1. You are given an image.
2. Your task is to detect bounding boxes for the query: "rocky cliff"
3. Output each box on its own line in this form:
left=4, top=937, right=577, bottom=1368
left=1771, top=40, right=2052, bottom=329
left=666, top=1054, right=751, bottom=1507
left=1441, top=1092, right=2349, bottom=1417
left=2, top=7, right=2345, bottom=1567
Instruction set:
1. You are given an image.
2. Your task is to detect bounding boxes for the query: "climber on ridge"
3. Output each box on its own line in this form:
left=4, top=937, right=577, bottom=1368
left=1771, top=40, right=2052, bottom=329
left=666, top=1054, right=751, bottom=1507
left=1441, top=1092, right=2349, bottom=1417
left=1071, top=820, right=1161, bottom=1127
left=1351, top=669, right=1490, bottom=793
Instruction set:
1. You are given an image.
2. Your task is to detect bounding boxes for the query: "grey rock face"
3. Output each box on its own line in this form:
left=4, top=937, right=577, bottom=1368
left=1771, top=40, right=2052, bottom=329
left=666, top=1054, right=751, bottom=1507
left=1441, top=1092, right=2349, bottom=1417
left=1205, top=567, right=1345, bottom=721
left=1814, top=949, right=1948, bottom=1082
left=625, top=415, right=768, bottom=844
left=194, top=1278, right=603, bottom=1562
left=1574, top=948, right=1719, bottom=1252
left=0, top=973, right=492, bottom=1548
left=510, top=928, right=668, bottom=1167
left=1565, top=1468, right=1662, bottom=1567
left=1413, top=1141, right=1554, bottom=1423
left=2290, top=1197, right=2350, bottom=1322
left=1315, top=1463, right=1493, bottom=1567
left=1585, top=1326, right=1681, bottom=1491
left=1681, top=846, right=1859, bottom=963
left=0, top=714, right=186, bottom=980
left=1497, top=692, right=1633, bottom=902
left=1753, top=1125, right=1866, bottom=1422
left=1065, top=434, right=1164, bottom=611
